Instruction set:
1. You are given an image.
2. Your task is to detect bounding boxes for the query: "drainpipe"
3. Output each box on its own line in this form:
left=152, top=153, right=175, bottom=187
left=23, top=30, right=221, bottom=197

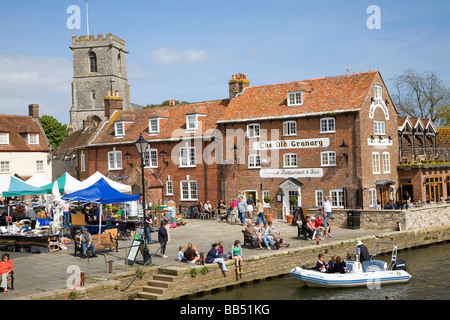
left=354, top=114, right=363, bottom=208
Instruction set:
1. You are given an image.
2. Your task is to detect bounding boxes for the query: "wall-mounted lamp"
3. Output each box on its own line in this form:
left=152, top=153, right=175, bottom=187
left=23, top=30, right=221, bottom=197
left=385, top=99, right=389, bottom=105
left=124, top=151, right=132, bottom=166
left=371, top=97, right=375, bottom=103
left=379, top=135, right=383, bottom=143
left=160, top=149, right=169, bottom=166
left=371, top=135, right=375, bottom=143
left=389, top=136, right=392, bottom=143
left=339, top=139, right=349, bottom=161
left=232, top=144, right=238, bottom=162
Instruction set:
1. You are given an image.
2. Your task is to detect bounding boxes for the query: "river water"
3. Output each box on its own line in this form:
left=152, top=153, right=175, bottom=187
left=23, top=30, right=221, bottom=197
left=193, top=242, right=450, bottom=300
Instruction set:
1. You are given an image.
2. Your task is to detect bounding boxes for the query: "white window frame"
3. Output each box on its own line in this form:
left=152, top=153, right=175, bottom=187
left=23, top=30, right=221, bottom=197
left=0, top=161, right=10, bottom=173
left=186, top=114, right=198, bottom=131
left=330, top=189, right=344, bottom=208
left=179, top=147, right=196, bottom=167
left=320, top=118, right=335, bottom=133
left=287, top=91, right=303, bottom=106
left=315, top=190, right=324, bottom=207
left=115, top=122, right=125, bottom=137
left=382, top=152, right=390, bottom=173
left=321, top=151, right=336, bottom=166
left=0, top=133, right=9, bottom=145
left=144, top=148, right=158, bottom=168
left=374, top=85, right=383, bottom=100
left=149, top=118, right=160, bottom=134
left=180, top=180, right=198, bottom=201
left=166, top=179, right=173, bottom=196
left=283, top=121, right=297, bottom=136
left=80, top=153, right=86, bottom=172
left=28, top=133, right=39, bottom=145
left=247, top=123, right=260, bottom=138
left=262, top=190, right=270, bottom=208
left=36, top=160, right=44, bottom=172
left=368, top=188, right=377, bottom=208
left=108, top=149, right=122, bottom=170
left=374, top=121, right=385, bottom=135
left=372, top=152, right=380, bottom=174
left=283, top=153, right=298, bottom=168
left=248, top=154, right=261, bottom=168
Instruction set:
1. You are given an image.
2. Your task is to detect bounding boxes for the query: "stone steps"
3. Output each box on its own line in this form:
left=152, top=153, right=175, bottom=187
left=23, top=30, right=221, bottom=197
left=137, top=267, right=183, bottom=300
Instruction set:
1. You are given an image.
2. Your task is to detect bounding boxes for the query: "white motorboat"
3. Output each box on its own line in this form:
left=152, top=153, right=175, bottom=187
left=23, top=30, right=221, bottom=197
left=290, top=242, right=412, bottom=288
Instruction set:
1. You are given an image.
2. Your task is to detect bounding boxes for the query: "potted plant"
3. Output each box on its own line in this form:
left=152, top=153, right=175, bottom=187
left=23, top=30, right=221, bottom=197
left=286, top=197, right=298, bottom=224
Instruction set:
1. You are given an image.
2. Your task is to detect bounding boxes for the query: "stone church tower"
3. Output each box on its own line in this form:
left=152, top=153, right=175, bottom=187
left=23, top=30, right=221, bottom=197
left=69, top=33, right=131, bottom=131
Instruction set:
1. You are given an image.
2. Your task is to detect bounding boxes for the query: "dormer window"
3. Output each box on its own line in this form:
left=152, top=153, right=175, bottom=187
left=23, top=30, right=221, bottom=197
left=115, top=122, right=125, bottom=137
left=287, top=91, right=303, bottom=106
left=0, top=133, right=9, bottom=145
left=374, top=85, right=382, bottom=100
left=28, top=133, right=39, bottom=145
left=149, top=118, right=160, bottom=134
left=186, top=114, right=198, bottom=131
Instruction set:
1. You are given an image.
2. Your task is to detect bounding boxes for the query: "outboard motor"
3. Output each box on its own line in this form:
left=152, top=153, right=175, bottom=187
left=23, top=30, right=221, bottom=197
left=392, top=259, right=407, bottom=271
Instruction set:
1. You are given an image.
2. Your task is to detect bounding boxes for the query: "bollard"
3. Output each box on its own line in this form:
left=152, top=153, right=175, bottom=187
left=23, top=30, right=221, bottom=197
left=108, top=260, right=113, bottom=273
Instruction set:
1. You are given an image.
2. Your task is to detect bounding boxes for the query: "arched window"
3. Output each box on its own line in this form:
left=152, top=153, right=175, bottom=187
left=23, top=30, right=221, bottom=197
left=89, top=52, right=97, bottom=73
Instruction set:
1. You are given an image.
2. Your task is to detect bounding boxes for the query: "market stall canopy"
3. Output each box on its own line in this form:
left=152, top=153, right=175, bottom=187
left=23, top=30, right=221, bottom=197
left=78, top=171, right=132, bottom=193
left=61, top=178, right=138, bottom=204
left=0, top=174, right=48, bottom=197
left=26, top=173, right=52, bottom=188
left=41, top=172, right=83, bottom=195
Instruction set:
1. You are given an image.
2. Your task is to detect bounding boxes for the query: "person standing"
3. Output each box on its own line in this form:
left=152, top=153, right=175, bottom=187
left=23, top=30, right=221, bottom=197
left=246, top=195, right=254, bottom=221
left=144, top=212, right=153, bottom=244
left=256, top=199, right=266, bottom=225
left=62, top=202, right=71, bottom=225
left=158, top=221, right=169, bottom=259
left=0, top=253, right=13, bottom=294
left=356, top=240, right=370, bottom=272
left=25, top=205, right=37, bottom=229
left=322, top=195, right=333, bottom=217
left=236, top=196, right=247, bottom=226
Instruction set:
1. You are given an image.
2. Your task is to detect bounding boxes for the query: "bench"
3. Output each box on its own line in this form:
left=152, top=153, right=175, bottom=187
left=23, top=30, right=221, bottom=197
left=74, top=228, right=119, bottom=258
left=242, top=230, right=268, bottom=249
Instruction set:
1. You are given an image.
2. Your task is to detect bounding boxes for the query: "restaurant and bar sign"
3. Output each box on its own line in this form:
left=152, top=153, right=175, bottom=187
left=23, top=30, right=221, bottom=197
left=253, top=138, right=329, bottom=151
left=260, top=168, right=324, bottom=178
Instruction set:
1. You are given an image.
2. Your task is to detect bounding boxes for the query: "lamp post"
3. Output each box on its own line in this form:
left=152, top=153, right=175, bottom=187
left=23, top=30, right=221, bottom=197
left=135, top=133, right=150, bottom=263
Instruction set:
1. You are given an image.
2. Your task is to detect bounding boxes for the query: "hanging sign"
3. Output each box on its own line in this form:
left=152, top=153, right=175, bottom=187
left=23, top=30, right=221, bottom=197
left=253, top=138, right=329, bottom=151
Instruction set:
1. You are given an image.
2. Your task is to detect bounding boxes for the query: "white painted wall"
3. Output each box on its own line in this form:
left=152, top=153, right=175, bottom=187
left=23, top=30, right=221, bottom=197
left=0, top=152, right=52, bottom=181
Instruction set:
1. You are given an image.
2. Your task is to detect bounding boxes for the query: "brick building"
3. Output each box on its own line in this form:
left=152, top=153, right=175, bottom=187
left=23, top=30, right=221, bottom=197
left=218, top=71, right=399, bottom=215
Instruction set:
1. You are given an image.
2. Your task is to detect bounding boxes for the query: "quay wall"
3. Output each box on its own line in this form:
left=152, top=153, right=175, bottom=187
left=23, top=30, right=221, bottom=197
left=308, top=203, right=449, bottom=231
left=66, top=224, right=450, bottom=300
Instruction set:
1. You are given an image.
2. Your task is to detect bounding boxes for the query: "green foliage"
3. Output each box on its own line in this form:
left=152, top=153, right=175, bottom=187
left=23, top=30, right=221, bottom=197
left=289, top=197, right=298, bottom=206
left=144, top=100, right=190, bottom=109
left=39, top=115, right=68, bottom=150
left=189, top=268, right=198, bottom=278
left=263, top=196, right=271, bottom=204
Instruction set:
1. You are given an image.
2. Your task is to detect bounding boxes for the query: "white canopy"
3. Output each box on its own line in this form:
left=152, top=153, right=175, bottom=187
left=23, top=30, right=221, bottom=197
left=26, top=173, right=52, bottom=188
left=77, top=171, right=132, bottom=193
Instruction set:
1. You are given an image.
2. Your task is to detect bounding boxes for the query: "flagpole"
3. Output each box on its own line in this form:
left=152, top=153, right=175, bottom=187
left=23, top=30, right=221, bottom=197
left=86, top=0, right=90, bottom=36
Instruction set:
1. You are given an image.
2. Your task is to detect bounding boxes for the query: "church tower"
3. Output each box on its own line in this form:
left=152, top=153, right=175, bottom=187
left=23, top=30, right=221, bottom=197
left=70, top=33, right=131, bottom=131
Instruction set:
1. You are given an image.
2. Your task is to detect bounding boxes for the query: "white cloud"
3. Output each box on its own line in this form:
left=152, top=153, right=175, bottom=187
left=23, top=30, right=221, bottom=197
left=0, top=54, right=72, bottom=124
left=151, top=48, right=208, bottom=65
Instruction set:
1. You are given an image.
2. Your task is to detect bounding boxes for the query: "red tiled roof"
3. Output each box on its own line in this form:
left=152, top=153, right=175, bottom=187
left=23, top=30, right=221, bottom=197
left=436, top=126, right=450, bottom=148
left=90, top=99, right=229, bottom=146
left=218, top=71, right=379, bottom=123
left=0, top=114, right=49, bottom=152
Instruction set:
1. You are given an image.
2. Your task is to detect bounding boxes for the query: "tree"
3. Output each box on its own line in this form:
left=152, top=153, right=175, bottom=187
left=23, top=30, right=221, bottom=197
left=144, top=99, right=189, bottom=109
left=39, top=115, right=68, bottom=151
left=391, top=69, right=450, bottom=126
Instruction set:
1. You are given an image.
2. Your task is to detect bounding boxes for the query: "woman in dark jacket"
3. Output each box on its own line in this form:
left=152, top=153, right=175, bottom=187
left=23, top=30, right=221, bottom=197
left=333, top=256, right=347, bottom=274
left=205, top=243, right=228, bottom=272
left=158, top=221, right=169, bottom=258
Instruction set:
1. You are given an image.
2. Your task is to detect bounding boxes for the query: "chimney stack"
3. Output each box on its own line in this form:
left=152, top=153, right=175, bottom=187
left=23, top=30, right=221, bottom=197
left=28, top=104, right=39, bottom=119
left=104, top=91, right=124, bottom=118
left=67, top=123, right=74, bottom=135
left=229, top=73, right=250, bottom=100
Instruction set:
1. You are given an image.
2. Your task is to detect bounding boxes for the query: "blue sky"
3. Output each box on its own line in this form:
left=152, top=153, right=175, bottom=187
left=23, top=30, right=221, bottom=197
left=0, top=0, right=449, bottom=125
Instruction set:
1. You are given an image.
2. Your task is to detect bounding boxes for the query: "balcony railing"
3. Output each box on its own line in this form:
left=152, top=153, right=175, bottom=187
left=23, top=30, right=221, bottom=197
left=399, top=148, right=450, bottom=164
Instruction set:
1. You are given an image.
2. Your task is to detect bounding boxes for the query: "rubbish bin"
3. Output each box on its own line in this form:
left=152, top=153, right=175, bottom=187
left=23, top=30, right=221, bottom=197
left=347, top=210, right=360, bottom=229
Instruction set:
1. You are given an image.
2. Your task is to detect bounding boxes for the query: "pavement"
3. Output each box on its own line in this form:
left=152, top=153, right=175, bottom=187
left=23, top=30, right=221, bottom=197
left=0, top=217, right=390, bottom=300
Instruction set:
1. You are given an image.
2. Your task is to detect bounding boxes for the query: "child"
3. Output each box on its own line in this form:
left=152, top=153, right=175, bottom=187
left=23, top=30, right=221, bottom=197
left=231, top=240, right=243, bottom=274
left=177, top=246, right=186, bottom=262
left=217, top=241, right=224, bottom=258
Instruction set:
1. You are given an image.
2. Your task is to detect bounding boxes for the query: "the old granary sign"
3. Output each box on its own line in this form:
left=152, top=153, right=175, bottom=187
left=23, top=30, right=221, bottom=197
left=260, top=168, right=324, bottom=178
left=253, top=138, right=329, bottom=151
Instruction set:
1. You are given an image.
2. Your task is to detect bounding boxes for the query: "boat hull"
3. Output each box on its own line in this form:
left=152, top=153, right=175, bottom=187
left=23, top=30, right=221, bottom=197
left=289, top=267, right=411, bottom=288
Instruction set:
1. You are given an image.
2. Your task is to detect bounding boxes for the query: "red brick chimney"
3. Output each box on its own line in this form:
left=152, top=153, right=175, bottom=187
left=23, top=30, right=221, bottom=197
left=229, top=73, right=250, bottom=100
left=28, top=104, right=39, bottom=119
left=104, top=90, right=124, bottom=118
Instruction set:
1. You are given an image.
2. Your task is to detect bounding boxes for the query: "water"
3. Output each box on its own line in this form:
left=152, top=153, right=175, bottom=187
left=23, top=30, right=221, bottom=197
left=193, top=242, right=450, bottom=300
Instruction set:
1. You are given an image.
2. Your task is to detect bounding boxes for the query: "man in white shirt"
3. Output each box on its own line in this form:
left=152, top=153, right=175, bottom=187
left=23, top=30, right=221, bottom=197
left=322, top=196, right=332, bottom=217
